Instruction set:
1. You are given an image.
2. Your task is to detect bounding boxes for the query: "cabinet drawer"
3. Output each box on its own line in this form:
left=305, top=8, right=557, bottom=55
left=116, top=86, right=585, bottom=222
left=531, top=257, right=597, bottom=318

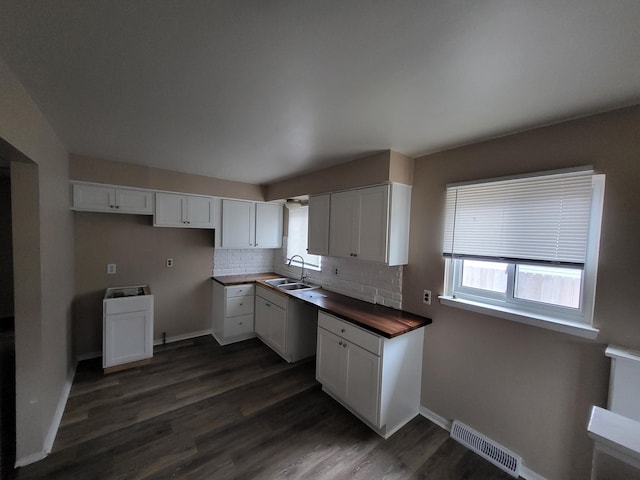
left=226, top=284, right=254, bottom=298
left=225, top=314, right=254, bottom=337
left=226, top=296, right=254, bottom=317
left=318, top=311, right=381, bottom=356
left=104, top=295, right=153, bottom=315
left=255, top=285, right=287, bottom=309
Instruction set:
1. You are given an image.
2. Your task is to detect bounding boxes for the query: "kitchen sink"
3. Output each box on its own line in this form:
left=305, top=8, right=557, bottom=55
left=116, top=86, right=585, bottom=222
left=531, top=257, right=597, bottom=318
left=277, top=283, right=316, bottom=291
left=265, top=277, right=299, bottom=287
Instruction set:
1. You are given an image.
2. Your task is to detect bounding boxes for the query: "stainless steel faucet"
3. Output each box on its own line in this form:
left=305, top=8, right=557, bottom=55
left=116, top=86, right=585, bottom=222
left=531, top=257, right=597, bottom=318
left=288, top=255, right=307, bottom=282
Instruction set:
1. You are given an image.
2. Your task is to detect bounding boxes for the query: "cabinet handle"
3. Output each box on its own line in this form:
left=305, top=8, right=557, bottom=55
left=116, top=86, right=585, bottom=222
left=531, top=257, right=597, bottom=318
left=110, top=205, right=115, bottom=208
left=339, top=341, right=343, bottom=346
left=239, top=322, right=243, bottom=325
left=115, top=205, right=120, bottom=209
left=343, top=342, right=347, bottom=348
left=341, top=328, right=345, bottom=333
left=266, top=303, right=271, bottom=307
left=239, top=303, right=243, bottom=306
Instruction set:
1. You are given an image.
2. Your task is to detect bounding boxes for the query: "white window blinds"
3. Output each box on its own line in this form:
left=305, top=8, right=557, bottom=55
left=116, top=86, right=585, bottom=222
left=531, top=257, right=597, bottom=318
left=443, top=170, right=595, bottom=265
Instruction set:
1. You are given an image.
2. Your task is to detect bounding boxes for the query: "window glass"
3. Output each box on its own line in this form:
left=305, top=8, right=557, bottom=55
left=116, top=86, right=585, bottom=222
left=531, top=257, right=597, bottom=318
left=286, top=206, right=321, bottom=270
left=461, top=259, right=508, bottom=293
left=514, top=264, right=582, bottom=309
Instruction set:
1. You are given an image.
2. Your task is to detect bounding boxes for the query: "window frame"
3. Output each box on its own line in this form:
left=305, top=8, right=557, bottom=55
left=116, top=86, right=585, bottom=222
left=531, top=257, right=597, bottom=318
left=441, top=171, right=605, bottom=338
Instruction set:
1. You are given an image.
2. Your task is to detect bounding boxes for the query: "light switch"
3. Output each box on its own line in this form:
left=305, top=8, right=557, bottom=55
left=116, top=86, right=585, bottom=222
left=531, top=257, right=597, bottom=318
left=107, top=264, right=116, bottom=274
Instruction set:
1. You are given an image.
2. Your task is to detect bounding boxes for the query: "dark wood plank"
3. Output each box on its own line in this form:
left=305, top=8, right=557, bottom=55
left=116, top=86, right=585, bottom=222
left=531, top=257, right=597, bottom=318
left=15, top=335, right=512, bottom=480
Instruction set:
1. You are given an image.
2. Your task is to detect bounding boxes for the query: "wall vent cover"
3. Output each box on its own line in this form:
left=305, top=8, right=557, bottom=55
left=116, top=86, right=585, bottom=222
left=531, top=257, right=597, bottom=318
left=450, top=420, right=521, bottom=477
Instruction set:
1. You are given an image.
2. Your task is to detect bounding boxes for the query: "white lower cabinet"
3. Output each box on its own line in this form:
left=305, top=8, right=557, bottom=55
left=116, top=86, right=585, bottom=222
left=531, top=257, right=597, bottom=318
left=212, top=282, right=256, bottom=345
left=316, top=311, right=424, bottom=438
left=255, top=285, right=317, bottom=363
left=103, top=286, right=154, bottom=372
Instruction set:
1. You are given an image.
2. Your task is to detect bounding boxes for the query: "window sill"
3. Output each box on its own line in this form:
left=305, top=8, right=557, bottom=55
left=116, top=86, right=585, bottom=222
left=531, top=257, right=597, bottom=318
left=438, top=296, right=599, bottom=340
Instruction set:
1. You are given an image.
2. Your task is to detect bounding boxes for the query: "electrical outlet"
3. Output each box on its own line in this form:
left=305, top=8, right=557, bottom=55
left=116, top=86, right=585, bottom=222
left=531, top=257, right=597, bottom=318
left=334, top=268, right=339, bottom=275
left=107, top=263, right=116, bottom=274
left=166, top=258, right=174, bottom=268
left=423, top=289, right=431, bottom=305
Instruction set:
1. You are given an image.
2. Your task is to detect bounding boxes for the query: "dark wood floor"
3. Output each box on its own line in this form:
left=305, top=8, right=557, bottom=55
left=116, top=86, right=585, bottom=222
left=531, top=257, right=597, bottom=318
left=14, top=336, right=512, bottom=479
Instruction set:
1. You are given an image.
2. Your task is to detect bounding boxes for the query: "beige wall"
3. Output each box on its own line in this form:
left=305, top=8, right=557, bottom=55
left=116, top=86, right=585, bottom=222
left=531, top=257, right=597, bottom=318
left=74, top=213, right=214, bottom=356
left=0, top=175, right=13, bottom=317
left=0, top=55, right=75, bottom=463
left=265, top=150, right=414, bottom=200
left=404, top=105, right=640, bottom=479
left=70, top=154, right=264, bottom=201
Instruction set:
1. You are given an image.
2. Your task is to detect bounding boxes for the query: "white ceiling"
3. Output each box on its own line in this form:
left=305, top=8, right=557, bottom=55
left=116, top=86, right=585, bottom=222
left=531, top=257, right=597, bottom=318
left=1, top=1, right=639, bottom=185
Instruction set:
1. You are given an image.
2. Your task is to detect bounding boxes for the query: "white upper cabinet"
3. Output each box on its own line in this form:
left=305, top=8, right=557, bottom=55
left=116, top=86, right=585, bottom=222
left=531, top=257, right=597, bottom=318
left=256, top=203, right=284, bottom=248
left=154, top=192, right=218, bottom=228
left=328, top=183, right=411, bottom=266
left=222, top=199, right=255, bottom=247
left=307, top=194, right=330, bottom=256
left=221, top=199, right=283, bottom=249
left=73, top=182, right=154, bottom=214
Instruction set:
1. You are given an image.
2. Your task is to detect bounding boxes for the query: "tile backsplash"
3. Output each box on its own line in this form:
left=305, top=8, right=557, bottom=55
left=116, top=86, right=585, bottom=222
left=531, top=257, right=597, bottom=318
left=274, top=240, right=403, bottom=309
left=212, top=248, right=275, bottom=276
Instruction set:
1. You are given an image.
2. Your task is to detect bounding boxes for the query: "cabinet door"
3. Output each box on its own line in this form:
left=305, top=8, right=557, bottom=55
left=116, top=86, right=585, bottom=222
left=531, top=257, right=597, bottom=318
left=255, top=203, right=283, bottom=248
left=73, top=184, right=115, bottom=212
left=344, top=341, right=381, bottom=426
left=187, top=195, right=215, bottom=228
left=104, top=310, right=153, bottom=368
left=154, top=193, right=187, bottom=226
left=115, top=188, right=154, bottom=214
left=222, top=199, right=255, bottom=247
left=329, top=190, right=357, bottom=258
left=269, top=303, right=287, bottom=357
left=254, top=296, right=270, bottom=339
left=316, top=327, right=347, bottom=398
left=308, top=194, right=330, bottom=256
left=355, top=185, right=389, bottom=263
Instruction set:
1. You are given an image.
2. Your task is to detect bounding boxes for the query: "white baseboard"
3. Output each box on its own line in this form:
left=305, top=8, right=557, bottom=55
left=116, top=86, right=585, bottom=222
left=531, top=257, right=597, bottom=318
left=15, top=361, right=77, bottom=468
left=418, top=405, right=547, bottom=480
left=153, top=329, right=212, bottom=346
left=14, top=450, right=47, bottom=468
left=519, top=466, right=547, bottom=480
left=419, top=405, right=452, bottom=431
left=44, top=361, right=76, bottom=454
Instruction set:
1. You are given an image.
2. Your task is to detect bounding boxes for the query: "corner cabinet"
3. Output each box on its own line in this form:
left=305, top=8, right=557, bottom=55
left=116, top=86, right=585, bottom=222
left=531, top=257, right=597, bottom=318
left=221, top=200, right=283, bottom=248
left=254, top=285, right=317, bottom=363
left=316, top=311, right=423, bottom=439
left=324, top=183, right=411, bottom=266
left=154, top=192, right=219, bottom=229
left=211, top=282, right=255, bottom=345
left=72, top=182, right=154, bottom=214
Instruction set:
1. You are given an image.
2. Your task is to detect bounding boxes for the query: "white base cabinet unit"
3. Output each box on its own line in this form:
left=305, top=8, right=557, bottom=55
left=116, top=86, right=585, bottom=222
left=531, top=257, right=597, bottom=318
left=211, top=282, right=256, bottom=345
left=221, top=199, right=283, bottom=248
left=326, top=183, right=411, bottom=266
left=154, top=192, right=219, bottom=228
left=72, top=182, right=154, bottom=214
left=103, top=286, right=154, bottom=373
left=254, top=285, right=317, bottom=363
left=316, top=311, right=424, bottom=439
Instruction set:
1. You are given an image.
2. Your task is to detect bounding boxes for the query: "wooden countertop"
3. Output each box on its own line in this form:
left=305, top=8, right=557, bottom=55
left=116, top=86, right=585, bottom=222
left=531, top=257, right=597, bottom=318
left=213, top=273, right=431, bottom=339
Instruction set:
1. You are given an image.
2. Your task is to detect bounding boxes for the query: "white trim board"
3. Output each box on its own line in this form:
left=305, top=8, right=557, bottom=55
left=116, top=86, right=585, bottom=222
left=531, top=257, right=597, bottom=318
left=15, top=361, right=77, bottom=468
left=419, top=406, right=547, bottom=480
